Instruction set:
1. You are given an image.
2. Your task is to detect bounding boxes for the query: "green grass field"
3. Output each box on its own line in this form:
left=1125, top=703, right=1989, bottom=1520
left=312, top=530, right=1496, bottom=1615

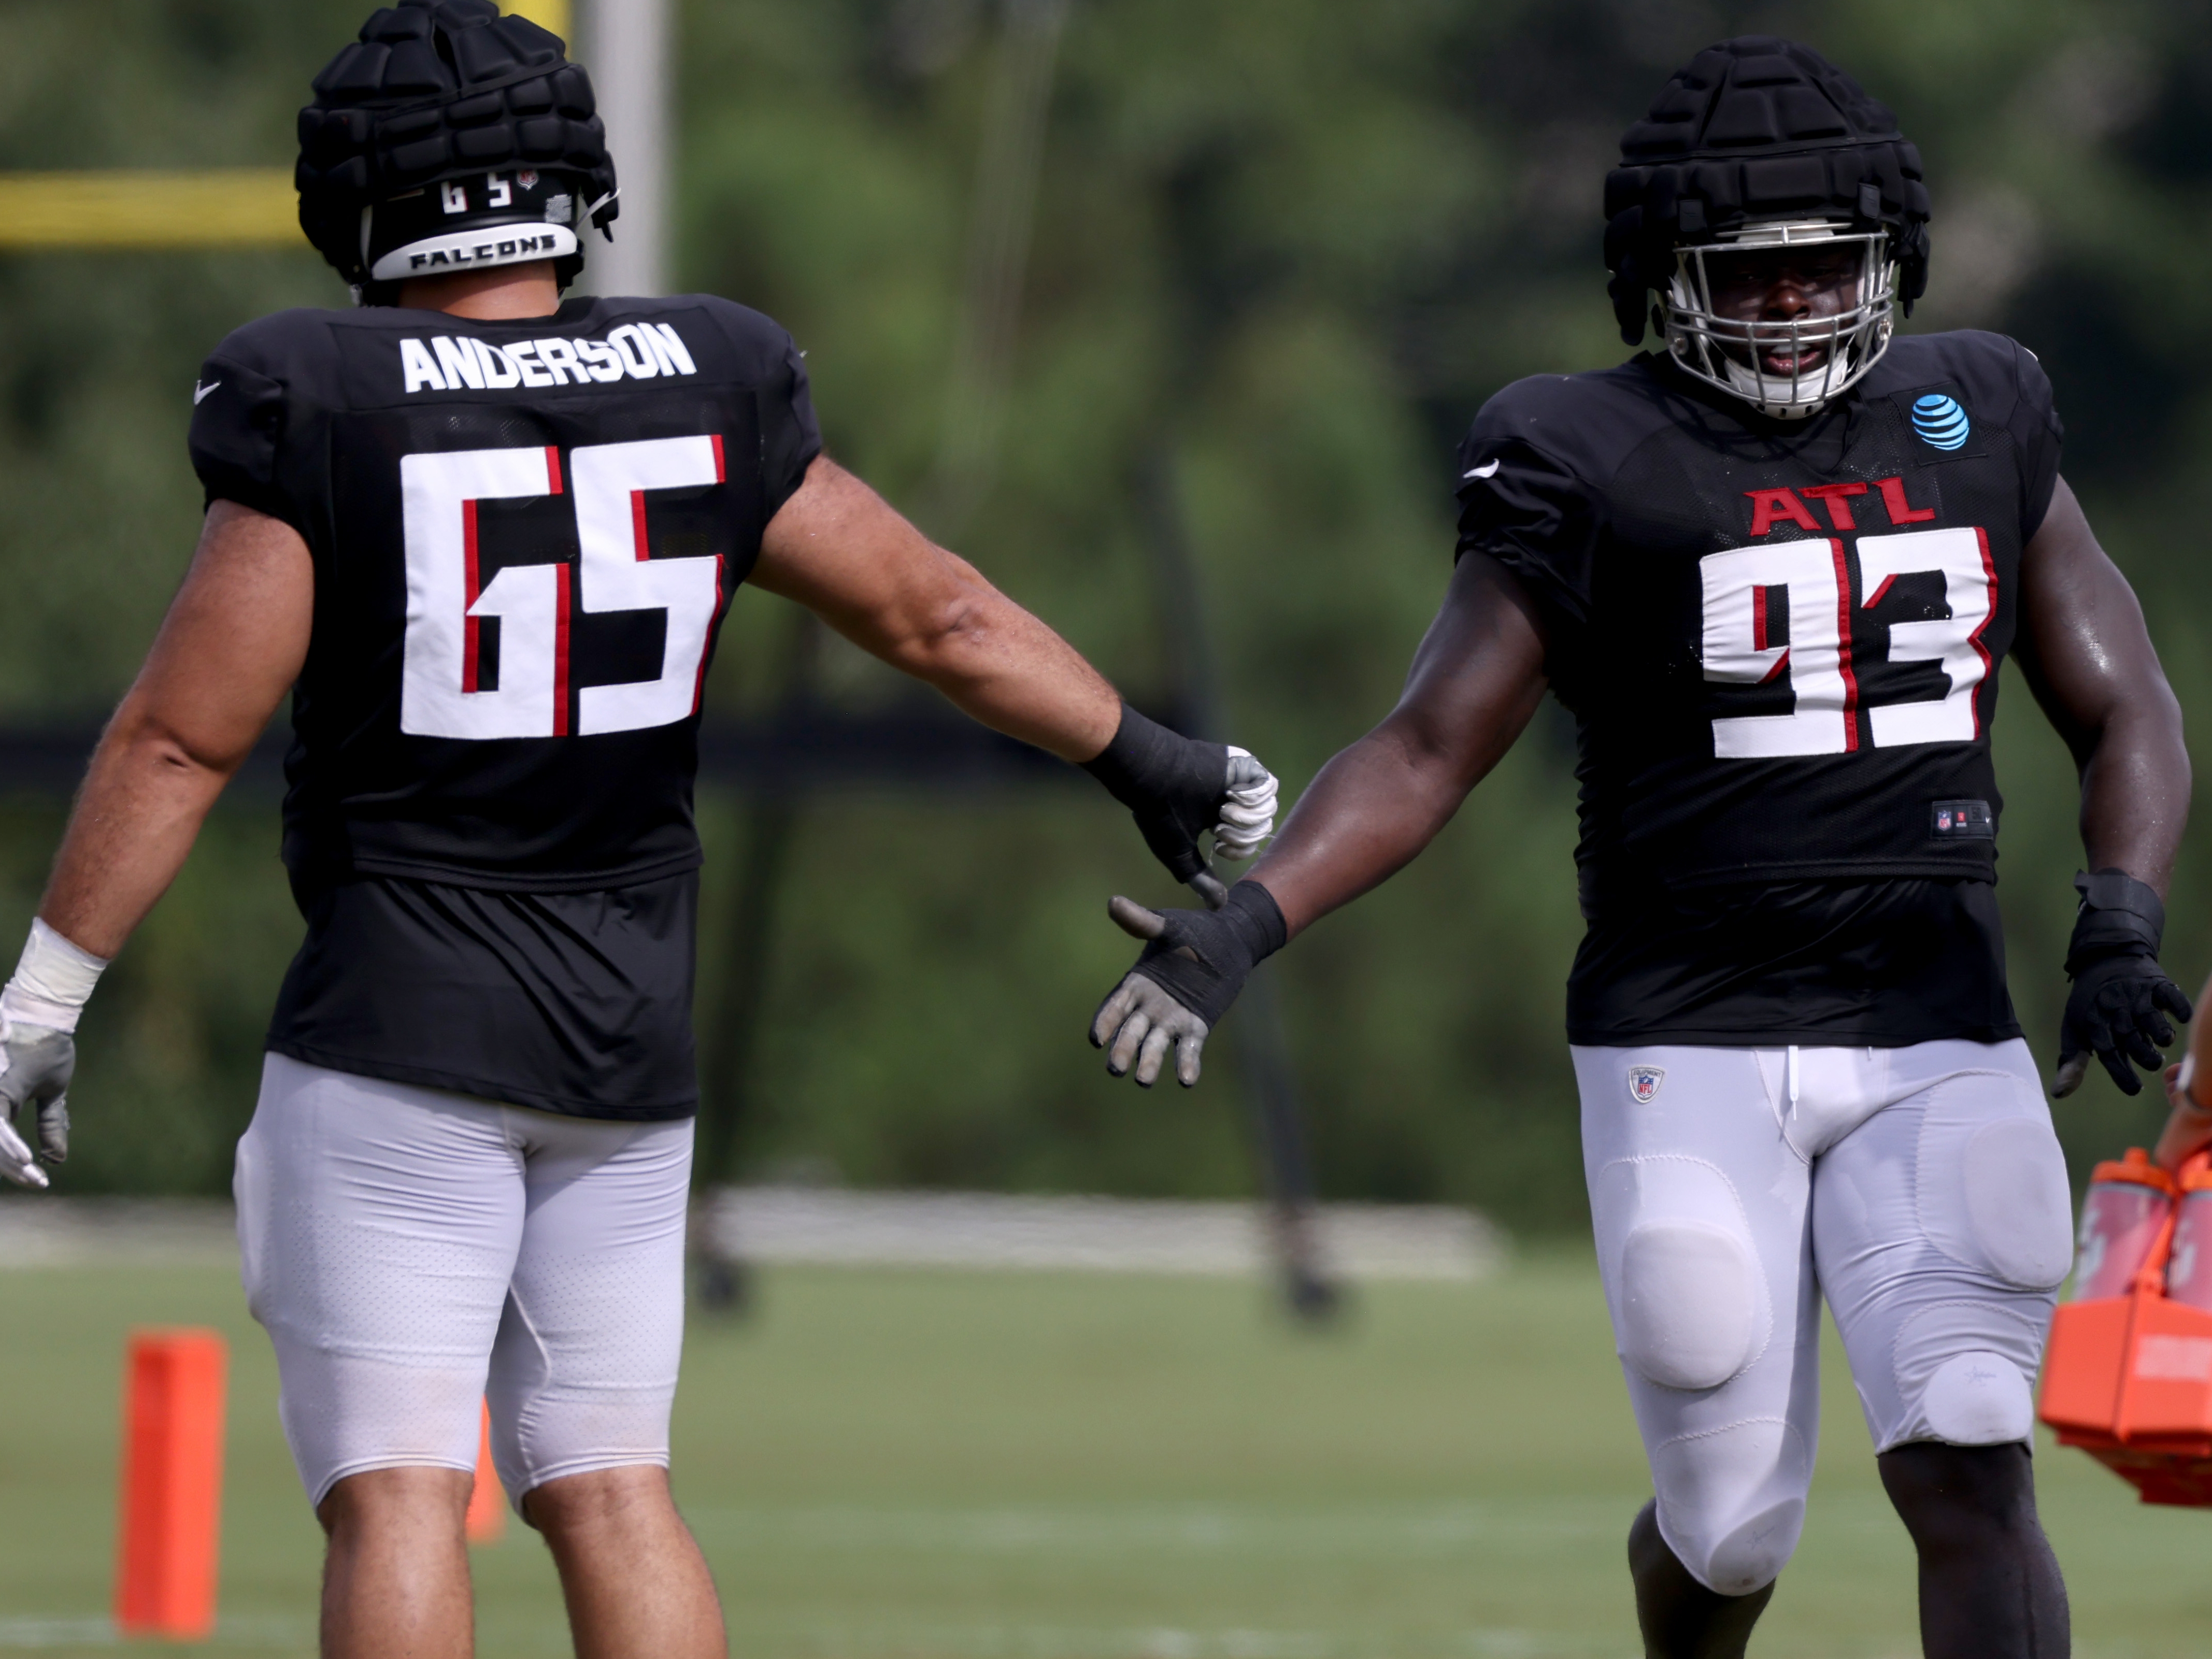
left=4, top=1253, right=2212, bottom=1657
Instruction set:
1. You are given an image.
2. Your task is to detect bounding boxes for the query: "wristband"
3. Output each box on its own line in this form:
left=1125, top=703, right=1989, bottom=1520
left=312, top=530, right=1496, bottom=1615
left=0, top=918, right=109, bottom=1035
left=1124, top=880, right=1287, bottom=1029
left=1080, top=704, right=1219, bottom=809
left=1222, top=879, right=1289, bottom=962
left=2065, top=868, right=2165, bottom=975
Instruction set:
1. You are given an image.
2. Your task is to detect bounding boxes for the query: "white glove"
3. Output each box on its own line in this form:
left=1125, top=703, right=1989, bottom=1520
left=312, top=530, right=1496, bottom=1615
left=1214, top=748, right=1278, bottom=862
left=0, top=1022, right=74, bottom=1190
left=0, top=919, right=108, bottom=1190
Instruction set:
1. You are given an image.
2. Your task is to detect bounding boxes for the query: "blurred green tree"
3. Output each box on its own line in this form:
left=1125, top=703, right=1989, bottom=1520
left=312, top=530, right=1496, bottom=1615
left=0, top=0, right=2206, bottom=1233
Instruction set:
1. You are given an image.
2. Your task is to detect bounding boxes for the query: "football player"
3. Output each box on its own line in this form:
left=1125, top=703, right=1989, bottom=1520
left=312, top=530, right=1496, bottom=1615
left=0, top=3, right=1276, bottom=1655
left=1091, top=38, right=2189, bottom=1658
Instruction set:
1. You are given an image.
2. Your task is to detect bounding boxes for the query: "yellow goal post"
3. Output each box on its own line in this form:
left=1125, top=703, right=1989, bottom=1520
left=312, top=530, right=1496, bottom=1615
left=0, top=0, right=570, bottom=250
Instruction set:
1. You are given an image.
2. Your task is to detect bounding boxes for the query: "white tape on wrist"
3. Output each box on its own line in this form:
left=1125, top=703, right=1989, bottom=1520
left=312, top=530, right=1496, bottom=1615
left=0, top=919, right=109, bottom=1035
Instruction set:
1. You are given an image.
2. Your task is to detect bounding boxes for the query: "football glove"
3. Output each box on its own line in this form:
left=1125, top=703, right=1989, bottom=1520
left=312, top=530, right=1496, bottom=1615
left=0, top=1021, right=74, bottom=1190
left=0, top=918, right=108, bottom=1188
left=1090, top=880, right=1286, bottom=1088
left=1081, top=704, right=1278, bottom=886
left=2053, top=869, right=2191, bottom=1098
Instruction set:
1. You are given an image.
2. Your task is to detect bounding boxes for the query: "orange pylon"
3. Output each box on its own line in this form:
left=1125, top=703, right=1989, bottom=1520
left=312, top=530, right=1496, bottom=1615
left=465, top=1400, right=505, bottom=1543
left=115, top=1329, right=227, bottom=1639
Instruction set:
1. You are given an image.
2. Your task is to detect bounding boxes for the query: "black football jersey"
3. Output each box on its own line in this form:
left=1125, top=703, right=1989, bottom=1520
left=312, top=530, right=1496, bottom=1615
left=265, top=869, right=700, bottom=1121
left=191, top=294, right=821, bottom=1116
left=1455, top=331, right=2062, bottom=1045
left=191, top=293, right=820, bottom=892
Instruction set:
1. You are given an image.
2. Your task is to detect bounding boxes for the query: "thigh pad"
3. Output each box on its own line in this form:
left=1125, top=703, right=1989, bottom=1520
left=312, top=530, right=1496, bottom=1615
left=1917, top=1077, right=2073, bottom=1292
left=1594, top=1155, right=1770, bottom=1392
left=1815, top=1056, right=2069, bottom=1452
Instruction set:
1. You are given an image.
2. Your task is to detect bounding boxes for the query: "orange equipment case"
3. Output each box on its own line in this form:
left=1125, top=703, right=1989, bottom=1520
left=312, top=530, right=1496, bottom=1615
left=2038, top=1151, right=2212, bottom=1506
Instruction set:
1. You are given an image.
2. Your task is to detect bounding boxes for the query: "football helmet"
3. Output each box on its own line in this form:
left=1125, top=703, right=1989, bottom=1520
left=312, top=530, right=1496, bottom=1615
left=297, top=0, right=619, bottom=303
left=1604, top=38, right=1931, bottom=420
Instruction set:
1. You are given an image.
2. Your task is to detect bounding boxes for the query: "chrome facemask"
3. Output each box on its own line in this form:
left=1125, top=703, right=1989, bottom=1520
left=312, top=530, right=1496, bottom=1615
left=1660, top=220, right=1897, bottom=420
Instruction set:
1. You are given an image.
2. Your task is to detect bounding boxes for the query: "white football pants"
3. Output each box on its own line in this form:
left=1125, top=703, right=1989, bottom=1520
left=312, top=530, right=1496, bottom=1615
left=233, top=1054, right=693, bottom=1509
left=1574, top=1038, right=2071, bottom=1597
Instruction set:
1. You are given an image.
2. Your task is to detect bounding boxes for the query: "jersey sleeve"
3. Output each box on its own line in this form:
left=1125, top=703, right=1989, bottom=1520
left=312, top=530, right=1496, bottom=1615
left=2008, top=341, right=2064, bottom=538
left=761, top=331, right=822, bottom=519
left=1453, top=427, right=1599, bottom=629
left=187, top=342, right=302, bottom=532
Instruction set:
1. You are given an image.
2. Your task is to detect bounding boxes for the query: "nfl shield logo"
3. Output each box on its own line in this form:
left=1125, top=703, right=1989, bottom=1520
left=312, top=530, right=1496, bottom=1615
left=1628, top=1065, right=1665, bottom=1104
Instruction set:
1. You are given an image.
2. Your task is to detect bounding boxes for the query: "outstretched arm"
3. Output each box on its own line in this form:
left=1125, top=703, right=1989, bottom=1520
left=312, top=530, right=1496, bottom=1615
left=753, top=454, right=1276, bottom=888
left=753, top=455, right=1119, bottom=759
left=1249, top=551, right=1552, bottom=935
left=1090, top=552, right=1551, bottom=1086
left=2013, top=476, right=2192, bottom=1098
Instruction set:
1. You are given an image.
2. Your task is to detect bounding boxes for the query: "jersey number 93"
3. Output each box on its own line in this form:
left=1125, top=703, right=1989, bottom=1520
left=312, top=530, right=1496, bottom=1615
left=1699, top=525, right=1995, bottom=760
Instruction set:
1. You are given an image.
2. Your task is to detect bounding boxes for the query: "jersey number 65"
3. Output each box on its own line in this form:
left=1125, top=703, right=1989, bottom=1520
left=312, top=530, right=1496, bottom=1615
left=397, top=437, right=725, bottom=741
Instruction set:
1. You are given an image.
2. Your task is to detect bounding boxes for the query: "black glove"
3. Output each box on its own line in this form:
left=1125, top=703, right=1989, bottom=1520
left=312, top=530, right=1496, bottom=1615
left=1081, top=704, right=1275, bottom=888
left=1089, top=880, right=1286, bottom=1087
left=2054, top=869, right=2192, bottom=1098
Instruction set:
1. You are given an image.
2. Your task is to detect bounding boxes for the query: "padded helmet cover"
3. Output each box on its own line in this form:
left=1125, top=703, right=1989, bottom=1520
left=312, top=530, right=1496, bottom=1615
left=297, top=0, right=618, bottom=290
left=1604, top=38, right=1931, bottom=346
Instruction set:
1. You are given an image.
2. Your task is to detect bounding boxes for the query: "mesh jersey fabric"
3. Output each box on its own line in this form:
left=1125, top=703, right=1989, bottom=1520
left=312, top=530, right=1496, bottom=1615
left=189, top=292, right=821, bottom=893
left=1567, top=876, right=2018, bottom=1047
left=1453, top=330, right=2062, bottom=1045
left=267, top=870, right=698, bottom=1119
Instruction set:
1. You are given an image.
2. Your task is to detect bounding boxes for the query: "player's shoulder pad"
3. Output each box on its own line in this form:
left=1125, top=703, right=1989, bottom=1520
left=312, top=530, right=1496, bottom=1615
left=1871, top=330, right=2049, bottom=427
left=1460, top=360, right=1683, bottom=489
left=594, top=292, right=800, bottom=380
left=200, top=307, right=346, bottom=382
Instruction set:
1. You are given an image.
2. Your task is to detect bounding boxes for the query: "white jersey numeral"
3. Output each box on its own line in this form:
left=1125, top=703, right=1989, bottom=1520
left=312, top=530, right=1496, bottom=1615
left=398, top=437, right=724, bottom=741
left=1856, top=526, right=1995, bottom=747
left=573, top=436, right=725, bottom=735
left=1700, top=538, right=1857, bottom=759
left=400, top=446, right=569, bottom=740
left=1697, top=527, right=1994, bottom=759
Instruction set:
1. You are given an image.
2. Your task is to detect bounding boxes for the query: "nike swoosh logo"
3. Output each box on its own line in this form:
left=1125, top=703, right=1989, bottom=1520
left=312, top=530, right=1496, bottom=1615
left=193, top=380, right=221, bottom=405
left=1462, top=459, right=1500, bottom=480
